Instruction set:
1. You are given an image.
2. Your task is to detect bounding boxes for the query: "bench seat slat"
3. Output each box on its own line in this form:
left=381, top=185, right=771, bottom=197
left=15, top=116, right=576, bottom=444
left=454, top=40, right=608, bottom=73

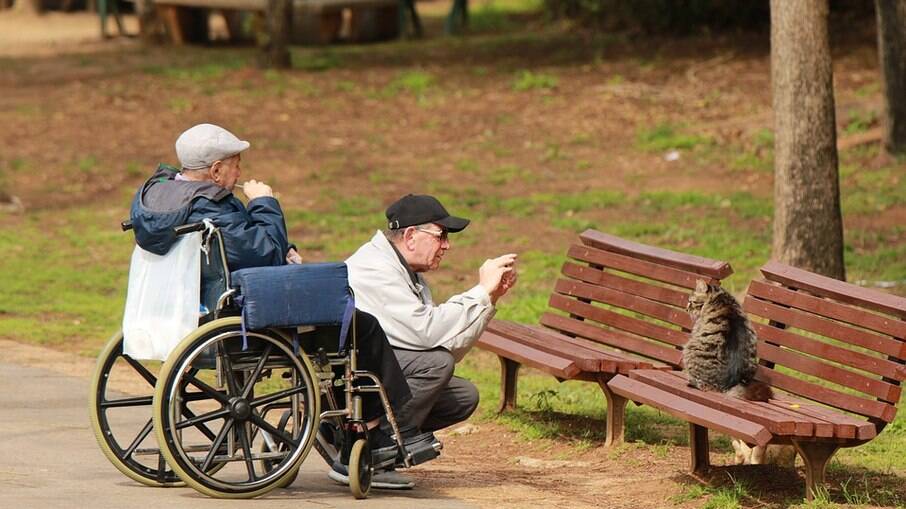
left=751, top=321, right=905, bottom=381
left=568, top=245, right=715, bottom=289
left=476, top=331, right=581, bottom=379
left=744, top=297, right=903, bottom=359
left=554, top=278, right=693, bottom=329
left=580, top=229, right=733, bottom=280
left=754, top=366, right=897, bottom=423
left=628, top=370, right=809, bottom=436
left=549, top=294, right=688, bottom=347
left=771, top=395, right=876, bottom=440
left=487, top=320, right=623, bottom=373
left=761, top=260, right=906, bottom=320
left=748, top=280, right=906, bottom=340
left=540, top=312, right=684, bottom=368
left=562, top=262, right=689, bottom=308
left=757, top=342, right=902, bottom=403
left=608, top=375, right=772, bottom=446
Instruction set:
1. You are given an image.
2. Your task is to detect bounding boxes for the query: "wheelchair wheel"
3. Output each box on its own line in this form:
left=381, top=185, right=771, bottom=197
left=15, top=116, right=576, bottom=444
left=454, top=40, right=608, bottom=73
left=89, top=330, right=183, bottom=486
left=348, top=438, right=372, bottom=499
left=153, top=317, right=319, bottom=499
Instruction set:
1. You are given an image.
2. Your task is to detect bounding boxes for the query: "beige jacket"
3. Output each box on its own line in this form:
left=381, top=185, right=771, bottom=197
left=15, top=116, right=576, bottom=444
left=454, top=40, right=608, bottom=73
left=345, top=231, right=495, bottom=362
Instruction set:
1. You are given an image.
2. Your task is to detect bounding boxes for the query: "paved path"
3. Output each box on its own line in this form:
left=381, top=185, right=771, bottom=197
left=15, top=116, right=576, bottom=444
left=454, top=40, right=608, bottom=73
left=0, top=360, right=475, bottom=509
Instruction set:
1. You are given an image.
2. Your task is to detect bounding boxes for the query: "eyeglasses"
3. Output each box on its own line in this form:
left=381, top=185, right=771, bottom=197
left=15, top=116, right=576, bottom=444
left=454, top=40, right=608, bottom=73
left=415, top=227, right=449, bottom=242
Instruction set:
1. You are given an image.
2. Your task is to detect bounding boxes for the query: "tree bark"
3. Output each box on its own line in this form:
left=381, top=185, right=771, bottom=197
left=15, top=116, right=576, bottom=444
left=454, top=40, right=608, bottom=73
left=770, top=0, right=846, bottom=280
left=875, top=0, right=906, bottom=155
left=13, top=0, right=43, bottom=14
left=259, top=0, right=293, bottom=69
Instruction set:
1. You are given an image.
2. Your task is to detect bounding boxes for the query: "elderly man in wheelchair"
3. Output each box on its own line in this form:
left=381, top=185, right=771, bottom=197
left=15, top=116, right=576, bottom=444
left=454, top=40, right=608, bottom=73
left=89, top=124, right=441, bottom=499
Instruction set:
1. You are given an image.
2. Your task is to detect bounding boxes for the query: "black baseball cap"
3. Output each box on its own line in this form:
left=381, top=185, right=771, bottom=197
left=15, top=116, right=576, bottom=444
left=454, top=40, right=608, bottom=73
left=386, top=194, right=470, bottom=233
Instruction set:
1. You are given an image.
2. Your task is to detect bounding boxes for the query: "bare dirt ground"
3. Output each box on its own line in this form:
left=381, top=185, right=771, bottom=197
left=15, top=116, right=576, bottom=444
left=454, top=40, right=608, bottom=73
left=1, top=9, right=903, bottom=509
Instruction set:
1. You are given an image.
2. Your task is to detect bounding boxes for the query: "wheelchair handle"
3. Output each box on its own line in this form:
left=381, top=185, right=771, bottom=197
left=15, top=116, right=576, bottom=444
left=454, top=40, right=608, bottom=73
left=120, top=220, right=207, bottom=236
left=174, top=222, right=207, bottom=236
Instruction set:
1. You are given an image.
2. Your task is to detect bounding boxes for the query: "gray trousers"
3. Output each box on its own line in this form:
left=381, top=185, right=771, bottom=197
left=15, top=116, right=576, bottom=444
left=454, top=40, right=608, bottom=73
left=392, top=347, right=479, bottom=432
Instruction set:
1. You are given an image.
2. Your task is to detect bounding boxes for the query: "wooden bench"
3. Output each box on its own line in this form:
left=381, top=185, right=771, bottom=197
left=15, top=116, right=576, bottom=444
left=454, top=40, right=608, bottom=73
left=476, top=229, right=734, bottom=446
left=609, top=261, right=906, bottom=499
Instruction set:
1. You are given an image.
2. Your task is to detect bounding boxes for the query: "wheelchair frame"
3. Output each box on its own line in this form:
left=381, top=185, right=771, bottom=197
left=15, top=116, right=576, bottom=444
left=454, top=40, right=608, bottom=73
left=89, top=221, right=414, bottom=499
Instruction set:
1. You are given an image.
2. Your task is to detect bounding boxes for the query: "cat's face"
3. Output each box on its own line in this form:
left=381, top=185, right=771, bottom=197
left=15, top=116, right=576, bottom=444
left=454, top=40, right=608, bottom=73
left=686, top=279, right=713, bottom=318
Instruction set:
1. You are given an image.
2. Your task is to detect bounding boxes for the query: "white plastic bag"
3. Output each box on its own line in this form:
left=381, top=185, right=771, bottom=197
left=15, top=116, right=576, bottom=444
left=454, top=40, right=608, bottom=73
left=122, top=232, right=202, bottom=361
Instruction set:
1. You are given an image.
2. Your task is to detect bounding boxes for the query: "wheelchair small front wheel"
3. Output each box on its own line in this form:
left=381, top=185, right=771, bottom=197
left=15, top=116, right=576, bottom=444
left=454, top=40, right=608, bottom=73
left=153, top=317, right=319, bottom=499
left=89, top=330, right=183, bottom=487
left=348, top=438, right=372, bottom=499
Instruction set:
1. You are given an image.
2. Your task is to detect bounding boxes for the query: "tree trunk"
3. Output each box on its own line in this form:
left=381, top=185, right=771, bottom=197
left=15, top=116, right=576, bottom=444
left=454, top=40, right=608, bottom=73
left=875, top=0, right=906, bottom=155
left=259, top=0, right=293, bottom=69
left=770, top=0, right=845, bottom=280
left=13, top=0, right=43, bottom=14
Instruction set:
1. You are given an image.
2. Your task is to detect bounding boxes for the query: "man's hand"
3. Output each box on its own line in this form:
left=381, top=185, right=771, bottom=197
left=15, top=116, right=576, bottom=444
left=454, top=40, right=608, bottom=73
left=242, top=179, right=274, bottom=200
left=286, top=248, right=302, bottom=265
left=479, top=254, right=518, bottom=305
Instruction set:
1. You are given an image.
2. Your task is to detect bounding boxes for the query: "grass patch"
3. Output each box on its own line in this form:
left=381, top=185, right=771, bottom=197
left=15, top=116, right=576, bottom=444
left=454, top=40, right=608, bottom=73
left=636, top=123, right=712, bottom=152
left=513, top=70, right=558, bottom=91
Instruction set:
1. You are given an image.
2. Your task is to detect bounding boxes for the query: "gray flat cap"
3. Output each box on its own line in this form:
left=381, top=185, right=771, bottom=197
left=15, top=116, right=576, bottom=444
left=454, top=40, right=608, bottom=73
left=175, top=123, right=250, bottom=170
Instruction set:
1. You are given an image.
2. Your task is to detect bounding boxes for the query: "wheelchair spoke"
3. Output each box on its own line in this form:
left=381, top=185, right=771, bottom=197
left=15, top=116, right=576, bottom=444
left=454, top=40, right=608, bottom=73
left=200, top=417, right=234, bottom=472
left=248, top=386, right=308, bottom=410
left=249, top=413, right=299, bottom=449
left=175, top=407, right=230, bottom=431
left=241, top=344, right=272, bottom=399
left=236, top=424, right=257, bottom=482
left=178, top=406, right=219, bottom=441
left=100, top=395, right=153, bottom=409
left=183, top=373, right=231, bottom=405
left=217, top=344, right=241, bottom=396
left=122, top=355, right=158, bottom=388
left=122, top=418, right=154, bottom=459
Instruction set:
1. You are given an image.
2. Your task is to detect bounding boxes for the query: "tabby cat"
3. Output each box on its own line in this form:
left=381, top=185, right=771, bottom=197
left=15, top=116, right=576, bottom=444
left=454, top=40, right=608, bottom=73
left=684, top=280, right=794, bottom=466
left=683, top=279, right=772, bottom=402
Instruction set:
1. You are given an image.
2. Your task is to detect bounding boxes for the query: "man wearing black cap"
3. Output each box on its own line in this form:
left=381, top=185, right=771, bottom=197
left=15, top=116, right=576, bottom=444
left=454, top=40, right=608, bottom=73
left=345, top=194, right=517, bottom=484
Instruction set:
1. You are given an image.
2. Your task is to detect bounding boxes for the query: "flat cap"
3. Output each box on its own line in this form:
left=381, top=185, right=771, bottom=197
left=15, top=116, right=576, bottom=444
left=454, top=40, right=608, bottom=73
left=175, top=123, right=250, bottom=170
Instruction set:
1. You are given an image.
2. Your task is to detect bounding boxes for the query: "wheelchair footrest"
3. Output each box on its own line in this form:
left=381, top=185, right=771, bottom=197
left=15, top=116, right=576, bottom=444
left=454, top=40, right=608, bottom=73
left=400, top=434, right=443, bottom=467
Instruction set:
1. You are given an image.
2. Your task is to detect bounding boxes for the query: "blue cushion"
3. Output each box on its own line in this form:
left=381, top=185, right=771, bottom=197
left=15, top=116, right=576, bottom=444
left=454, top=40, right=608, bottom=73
left=231, top=263, right=351, bottom=330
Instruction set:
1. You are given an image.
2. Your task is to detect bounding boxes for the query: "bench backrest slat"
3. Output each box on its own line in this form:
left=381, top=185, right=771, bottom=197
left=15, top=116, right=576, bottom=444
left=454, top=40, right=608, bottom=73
left=540, top=312, right=684, bottom=366
left=756, top=366, right=897, bottom=422
left=748, top=279, right=906, bottom=340
left=745, top=261, right=906, bottom=424
left=744, top=299, right=903, bottom=358
left=580, top=229, right=733, bottom=280
left=549, top=293, right=687, bottom=347
left=543, top=232, right=733, bottom=371
left=554, top=278, right=693, bottom=329
left=751, top=322, right=904, bottom=380
left=562, top=262, right=689, bottom=308
left=568, top=245, right=717, bottom=289
left=757, top=343, right=901, bottom=403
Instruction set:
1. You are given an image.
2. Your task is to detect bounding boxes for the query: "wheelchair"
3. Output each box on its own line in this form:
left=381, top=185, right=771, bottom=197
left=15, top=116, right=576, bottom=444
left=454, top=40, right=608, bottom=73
left=89, top=220, right=438, bottom=499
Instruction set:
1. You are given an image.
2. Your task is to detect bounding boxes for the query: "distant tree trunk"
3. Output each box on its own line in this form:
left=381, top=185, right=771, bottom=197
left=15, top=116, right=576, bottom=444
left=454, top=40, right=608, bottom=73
left=13, top=0, right=42, bottom=14
left=770, top=0, right=845, bottom=280
left=259, top=0, right=292, bottom=69
left=875, top=0, right=906, bottom=156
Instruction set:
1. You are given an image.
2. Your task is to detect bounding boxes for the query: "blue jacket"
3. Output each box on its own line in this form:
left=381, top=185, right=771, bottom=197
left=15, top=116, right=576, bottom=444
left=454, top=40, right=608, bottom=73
left=130, top=164, right=292, bottom=306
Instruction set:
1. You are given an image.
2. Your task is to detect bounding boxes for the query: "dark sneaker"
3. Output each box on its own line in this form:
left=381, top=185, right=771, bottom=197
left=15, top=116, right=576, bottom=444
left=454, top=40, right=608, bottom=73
left=327, top=463, right=415, bottom=490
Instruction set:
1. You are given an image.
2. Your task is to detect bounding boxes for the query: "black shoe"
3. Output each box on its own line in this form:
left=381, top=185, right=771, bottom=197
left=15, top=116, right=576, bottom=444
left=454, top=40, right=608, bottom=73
left=368, top=427, right=440, bottom=470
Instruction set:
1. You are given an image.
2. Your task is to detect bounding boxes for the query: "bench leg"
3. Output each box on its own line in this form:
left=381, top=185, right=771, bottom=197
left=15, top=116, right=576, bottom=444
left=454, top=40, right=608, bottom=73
left=497, top=357, right=520, bottom=413
left=689, top=424, right=710, bottom=473
left=791, top=440, right=839, bottom=501
left=598, top=378, right=626, bottom=447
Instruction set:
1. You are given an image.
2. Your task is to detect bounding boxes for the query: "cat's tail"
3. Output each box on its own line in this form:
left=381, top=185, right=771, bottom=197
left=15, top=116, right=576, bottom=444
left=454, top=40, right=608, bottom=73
left=727, top=381, right=774, bottom=402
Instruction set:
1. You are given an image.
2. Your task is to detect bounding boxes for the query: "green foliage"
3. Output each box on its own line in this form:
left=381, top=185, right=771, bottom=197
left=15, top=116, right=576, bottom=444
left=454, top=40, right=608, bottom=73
left=844, top=110, right=879, bottom=135
left=513, top=70, right=558, bottom=91
left=293, top=51, right=342, bottom=72
left=636, top=123, right=711, bottom=152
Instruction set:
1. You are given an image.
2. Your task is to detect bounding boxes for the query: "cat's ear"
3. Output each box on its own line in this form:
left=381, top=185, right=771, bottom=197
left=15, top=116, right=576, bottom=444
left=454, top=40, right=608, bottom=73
left=695, top=279, right=709, bottom=293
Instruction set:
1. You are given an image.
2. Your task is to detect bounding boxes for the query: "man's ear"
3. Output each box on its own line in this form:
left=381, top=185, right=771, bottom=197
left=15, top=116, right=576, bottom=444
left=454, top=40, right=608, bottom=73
left=208, top=160, right=223, bottom=183
left=402, top=227, right=418, bottom=250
